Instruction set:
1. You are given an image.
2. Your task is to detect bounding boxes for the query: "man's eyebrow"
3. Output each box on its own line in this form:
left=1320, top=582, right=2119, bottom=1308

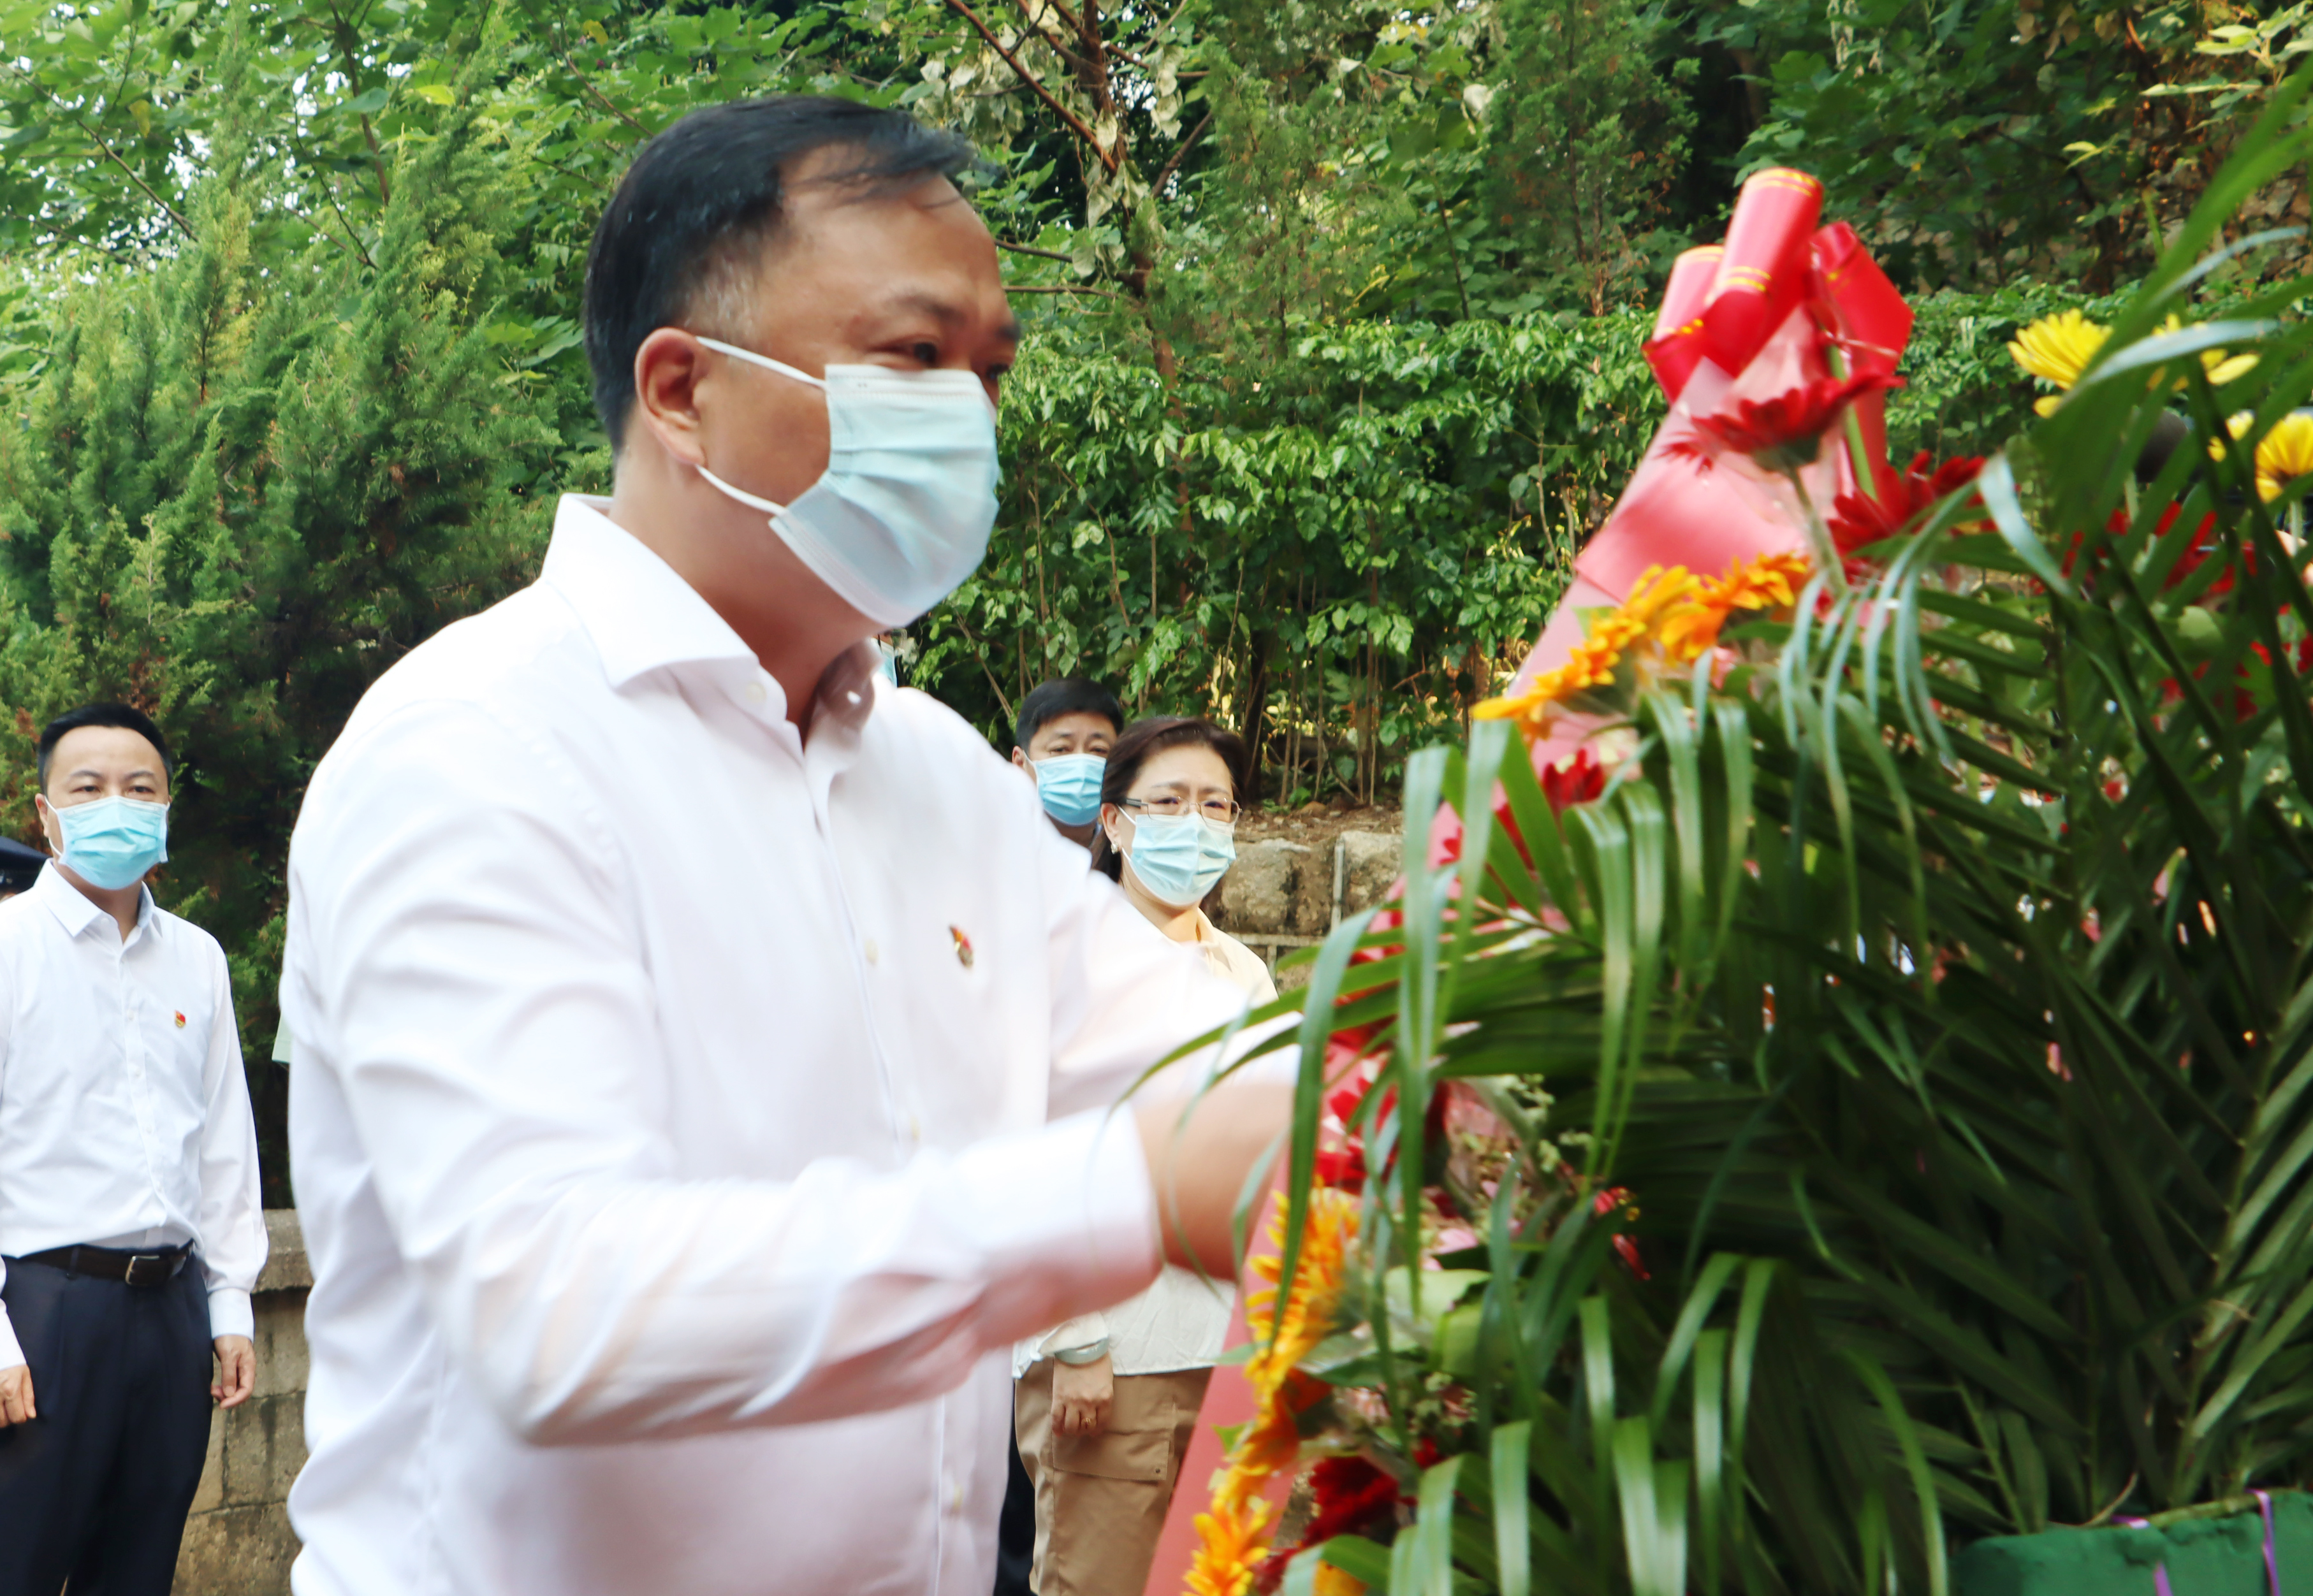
left=877, top=291, right=1021, bottom=345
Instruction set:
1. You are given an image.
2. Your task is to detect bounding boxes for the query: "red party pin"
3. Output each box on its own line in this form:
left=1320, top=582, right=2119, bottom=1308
left=173, top=1011, right=186, bottom=1029
left=949, top=926, right=974, bottom=969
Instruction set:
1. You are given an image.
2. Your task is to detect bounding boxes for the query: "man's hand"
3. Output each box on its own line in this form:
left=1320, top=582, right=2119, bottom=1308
left=1134, top=1081, right=1292, bottom=1278
left=212, top=1335, right=255, bottom=1410
left=1049, top=1353, right=1114, bottom=1439
left=0, top=1363, right=31, bottom=1426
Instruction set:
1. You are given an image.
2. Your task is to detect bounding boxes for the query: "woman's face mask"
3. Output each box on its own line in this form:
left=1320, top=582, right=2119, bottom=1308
left=1119, top=811, right=1237, bottom=908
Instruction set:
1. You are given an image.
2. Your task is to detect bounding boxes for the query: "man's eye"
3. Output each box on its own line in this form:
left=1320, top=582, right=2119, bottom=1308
left=910, top=342, right=938, bottom=366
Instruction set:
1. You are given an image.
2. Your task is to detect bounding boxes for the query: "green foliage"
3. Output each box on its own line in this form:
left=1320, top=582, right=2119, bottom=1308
left=1489, top=0, right=1696, bottom=315
left=1711, top=0, right=2312, bottom=294
left=0, top=80, right=559, bottom=1197
left=1231, top=78, right=2313, bottom=1591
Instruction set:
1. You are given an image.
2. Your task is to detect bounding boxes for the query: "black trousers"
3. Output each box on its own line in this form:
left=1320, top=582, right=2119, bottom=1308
left=0, top=1253, right=212, bottom=1596
left=994, top=1399, right=1037, bottom=1596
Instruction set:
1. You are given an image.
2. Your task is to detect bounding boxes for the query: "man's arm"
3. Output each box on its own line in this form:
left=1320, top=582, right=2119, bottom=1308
left=194, top=947, right=266, bottom=1411
left=1028, top=794, right=1298, bottom=1275
left=288, top=701, right=1164, bottom=1447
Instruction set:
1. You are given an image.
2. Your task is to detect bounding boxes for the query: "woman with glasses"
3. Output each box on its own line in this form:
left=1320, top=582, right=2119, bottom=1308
left=1011, top=716, right=1273, bottom=1596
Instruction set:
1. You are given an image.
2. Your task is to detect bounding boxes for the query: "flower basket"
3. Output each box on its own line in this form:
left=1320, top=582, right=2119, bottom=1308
left=1952, top=1491, right=2309, bottom=1596
left=1149, top=66, right=2313, bottom=1596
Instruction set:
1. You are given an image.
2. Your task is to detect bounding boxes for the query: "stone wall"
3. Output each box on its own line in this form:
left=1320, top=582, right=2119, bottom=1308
left=1208, top=829, right=1407, bottom=987
left=175, top=1209, right=308, bottom=1596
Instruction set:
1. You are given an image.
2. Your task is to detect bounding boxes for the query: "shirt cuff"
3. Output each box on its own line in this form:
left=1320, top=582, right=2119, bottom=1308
left=956, top=1107, right=1159, bottom=1348
left=207, top=1286, right=254, bottom=1342
left=0, top=1303, right=20, bottom=1371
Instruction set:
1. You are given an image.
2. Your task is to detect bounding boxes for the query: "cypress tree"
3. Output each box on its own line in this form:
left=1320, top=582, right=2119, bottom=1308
left=0, top=42, right=560, bottom=1196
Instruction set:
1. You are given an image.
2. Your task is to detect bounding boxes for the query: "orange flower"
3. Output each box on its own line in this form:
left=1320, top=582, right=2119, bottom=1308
left=1186, top=1492, right=1276, bottom=1596
left=1657, top=551, right=1813, bottom=662
left=1186, top=1187, right=1359, bottom=1595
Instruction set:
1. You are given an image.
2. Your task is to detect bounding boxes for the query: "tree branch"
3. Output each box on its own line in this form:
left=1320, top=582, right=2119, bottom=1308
left=327, top=6, right=391, bottom=207
left=3, top=65, right=191, bottom=238
left=561, top=41, right=649, bottom=138
left=314, top=172, right=377, bottom=269
left=943, top=0, right=1117, bottom=172
left=1149, top=108, right=1212, bottom=196
left=1007, top=284, right=1121, bottom=296
left=998, top=238, right=1074, bottom=261
left=1005, top=0, right=1097, bottom=76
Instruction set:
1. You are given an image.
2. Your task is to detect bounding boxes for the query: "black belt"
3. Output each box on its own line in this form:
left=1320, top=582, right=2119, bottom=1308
left=13, top=1243, right=191, bottom=1288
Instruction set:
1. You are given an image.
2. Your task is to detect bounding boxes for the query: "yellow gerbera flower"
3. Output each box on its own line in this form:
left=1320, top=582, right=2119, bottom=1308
left=2010, top=309, right=2108, bottom=415
left=2256, top=413, right=2313, bottom=502
left=1616, top=564, right=1702, bottom=628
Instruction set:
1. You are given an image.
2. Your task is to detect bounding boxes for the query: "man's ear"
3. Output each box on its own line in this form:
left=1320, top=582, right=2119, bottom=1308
left=629, top=329, right=715, bottom=468
left=1011, top=748, right=1034, bottom=774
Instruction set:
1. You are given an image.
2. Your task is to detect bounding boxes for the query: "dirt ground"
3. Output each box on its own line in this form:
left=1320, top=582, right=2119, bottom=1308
left=1237, top=800, right=1405, bottom=846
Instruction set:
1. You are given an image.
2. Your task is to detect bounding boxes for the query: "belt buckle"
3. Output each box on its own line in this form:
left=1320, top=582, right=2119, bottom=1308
left=123, top=1252, right=171, bottom=1288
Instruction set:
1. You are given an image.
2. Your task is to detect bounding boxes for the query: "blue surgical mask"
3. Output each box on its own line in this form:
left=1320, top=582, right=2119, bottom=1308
left=50, top=795, right=168, bottom=890
left=1121, top=812, right=1236, bottom=909
left=693, top=338, right=1000, bottom=628
left=1032, top=754, right=1105, bottom=828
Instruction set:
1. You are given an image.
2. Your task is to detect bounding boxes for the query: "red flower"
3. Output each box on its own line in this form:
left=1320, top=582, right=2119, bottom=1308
left=1540, top=747, right=1607, bottom=813
left=1676, top=370, right=1905, bottom=475
left=1828, top=451, right=1985, bottom=556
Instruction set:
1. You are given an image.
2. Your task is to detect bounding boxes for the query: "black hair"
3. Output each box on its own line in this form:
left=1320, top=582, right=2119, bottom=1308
left=1012, top=678, right=1124, bottom=754
left=38, top=702, right=173, bottom=790
left=1090, top=716, right=1251, bottom=883
left=583, top=95, right=977, bottom=452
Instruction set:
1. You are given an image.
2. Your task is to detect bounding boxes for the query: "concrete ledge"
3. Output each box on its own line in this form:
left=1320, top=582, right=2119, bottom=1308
left=176, top=1209, right=307, bottom=1596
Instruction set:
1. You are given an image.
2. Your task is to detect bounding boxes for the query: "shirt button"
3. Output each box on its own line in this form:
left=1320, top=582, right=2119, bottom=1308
left=908, top=1114, right=922, bottom=1144
left=863, top=938, right=879, bottom=965
left=744, top=681, right=766, bottom=705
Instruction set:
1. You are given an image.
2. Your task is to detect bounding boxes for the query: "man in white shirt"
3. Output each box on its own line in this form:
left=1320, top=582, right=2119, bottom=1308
left=0, top=702, right=268, bottom=1596
left=281, top=95, right=1290, bottom=1595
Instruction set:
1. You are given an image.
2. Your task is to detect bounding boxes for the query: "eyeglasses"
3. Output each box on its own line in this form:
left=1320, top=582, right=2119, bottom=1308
left=1121, top=795, right=1242, bottom=825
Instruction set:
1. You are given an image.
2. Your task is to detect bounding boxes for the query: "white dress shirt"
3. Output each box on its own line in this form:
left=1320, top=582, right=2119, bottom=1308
left=0, top=863, right=268, bottom=1368
left=281, top=495, right=1267, bottom=1596
left=1016, top=910, right=1278, bottom=1378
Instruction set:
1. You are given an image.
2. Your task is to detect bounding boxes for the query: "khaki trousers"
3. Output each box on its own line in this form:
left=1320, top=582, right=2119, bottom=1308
left=1014, top=1361, right=1214, bottom=1596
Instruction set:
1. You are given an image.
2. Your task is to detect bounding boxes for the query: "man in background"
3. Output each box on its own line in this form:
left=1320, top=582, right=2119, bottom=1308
left=0, top=702, right=267, bottom=1596
left=1009, top=678, right=1121, bottom=848
left=997, top=674, right=1121, bottom=1592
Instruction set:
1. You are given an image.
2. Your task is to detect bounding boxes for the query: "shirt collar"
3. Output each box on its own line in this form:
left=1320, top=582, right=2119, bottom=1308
left=539, top=494, right=887, bottom=735
left=31, top=860, right=155, bottom=941
left=539, top=496, right=759, bottom=691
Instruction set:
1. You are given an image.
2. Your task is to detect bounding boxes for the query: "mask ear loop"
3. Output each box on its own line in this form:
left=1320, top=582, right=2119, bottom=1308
left=691, top=336, right=833, bottom=516
left=693, top=335, right=828, bottom=390
left=697, top=465, right=787, bottom=516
